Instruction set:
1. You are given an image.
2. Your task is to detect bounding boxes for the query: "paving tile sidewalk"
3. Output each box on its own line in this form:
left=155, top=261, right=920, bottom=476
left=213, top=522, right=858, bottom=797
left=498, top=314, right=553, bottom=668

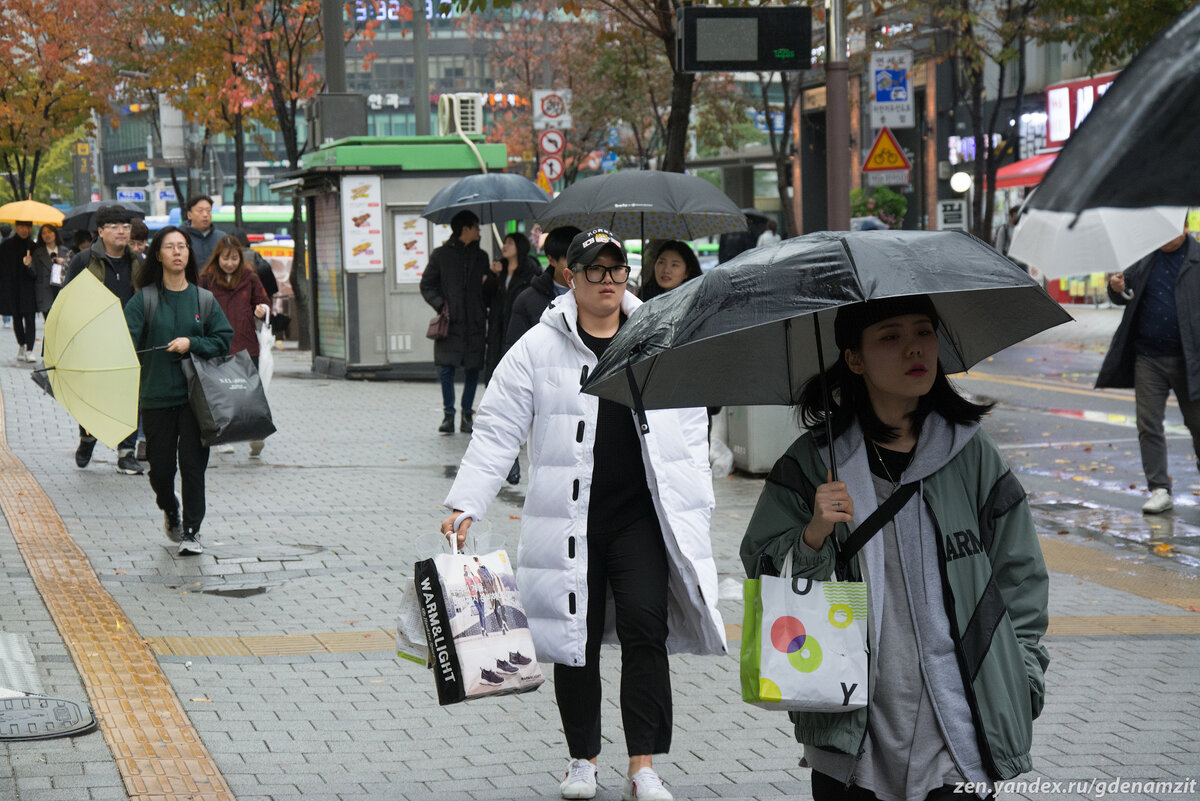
left=0, top=340, right=1197, bottom=800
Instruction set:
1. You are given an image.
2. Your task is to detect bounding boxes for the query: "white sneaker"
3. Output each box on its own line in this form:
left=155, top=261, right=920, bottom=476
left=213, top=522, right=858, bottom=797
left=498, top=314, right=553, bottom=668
left=1142, top=488, right=1173, bottom=514
left=23, top=347, right=36, bottom=363
left=623, top=767, right=672, bottom=801
left=560, top=758, right=598, bottom=799
left=216, top=443, right=235, bottom=454
left=17, top=345, right=26, bottom=362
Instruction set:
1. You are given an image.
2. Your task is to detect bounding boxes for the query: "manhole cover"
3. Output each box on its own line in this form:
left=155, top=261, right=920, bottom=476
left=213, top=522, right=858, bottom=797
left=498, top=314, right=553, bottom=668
left=0, top=696, right=97, bottom=741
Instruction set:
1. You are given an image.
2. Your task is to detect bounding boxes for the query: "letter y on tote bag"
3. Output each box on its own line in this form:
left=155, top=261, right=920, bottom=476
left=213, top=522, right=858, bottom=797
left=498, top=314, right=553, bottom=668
left=741, top=553, right=868, bottom=713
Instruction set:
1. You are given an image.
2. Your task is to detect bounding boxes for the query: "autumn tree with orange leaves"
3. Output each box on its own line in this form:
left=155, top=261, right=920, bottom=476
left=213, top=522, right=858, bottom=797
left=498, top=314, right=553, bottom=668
left=0, top=0, right=112, bottom=199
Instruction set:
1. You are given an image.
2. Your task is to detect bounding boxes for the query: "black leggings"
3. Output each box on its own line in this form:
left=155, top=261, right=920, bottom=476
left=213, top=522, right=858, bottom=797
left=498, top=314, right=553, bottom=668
left=142, top=404, right=210, bottom=531
left=554, top=514, right=671, bottom=759
left=811, top=771, right=966, bottom=800
left=12, top=311, right=35, bottom=350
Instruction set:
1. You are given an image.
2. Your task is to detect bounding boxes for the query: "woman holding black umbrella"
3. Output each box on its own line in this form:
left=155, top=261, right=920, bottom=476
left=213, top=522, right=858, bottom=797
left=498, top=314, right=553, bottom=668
left=483, top=230, right=539, bottom=382
left=740, top=296, right=1050, bottom=799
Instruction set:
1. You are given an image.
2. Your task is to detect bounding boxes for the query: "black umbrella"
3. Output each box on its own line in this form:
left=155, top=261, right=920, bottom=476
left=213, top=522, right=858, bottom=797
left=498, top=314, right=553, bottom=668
left=1027, top=4, right=1200, bottom=213
left=536, top=170, right=746, bottom=242
left=582, top=230, right=1071, bottom=473
left=421, top=173, right=551, bottom=226
left=60, top=200, right=147, bottom=234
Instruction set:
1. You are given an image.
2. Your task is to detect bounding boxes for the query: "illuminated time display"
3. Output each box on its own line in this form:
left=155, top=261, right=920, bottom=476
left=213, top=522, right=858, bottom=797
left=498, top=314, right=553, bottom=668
left=353, top=1, right=453, bottom=23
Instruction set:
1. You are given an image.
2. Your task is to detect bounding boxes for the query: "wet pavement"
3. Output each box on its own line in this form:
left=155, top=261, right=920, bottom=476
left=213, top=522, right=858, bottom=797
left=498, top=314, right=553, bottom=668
left=1, top=305, right=1199, bottom=801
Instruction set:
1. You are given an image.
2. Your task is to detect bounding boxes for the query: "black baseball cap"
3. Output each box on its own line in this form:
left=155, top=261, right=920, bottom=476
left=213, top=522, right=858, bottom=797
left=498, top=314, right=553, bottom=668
left=565, top=228, right=626, bottom=268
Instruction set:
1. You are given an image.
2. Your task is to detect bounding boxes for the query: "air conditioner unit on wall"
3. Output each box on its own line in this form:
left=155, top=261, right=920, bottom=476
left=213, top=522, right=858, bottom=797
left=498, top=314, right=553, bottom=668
left=438, top=93, right=484, bottom=137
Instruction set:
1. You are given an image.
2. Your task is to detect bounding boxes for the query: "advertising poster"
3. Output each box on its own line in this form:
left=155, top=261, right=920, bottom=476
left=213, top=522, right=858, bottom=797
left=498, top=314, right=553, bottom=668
left=341, top=175, right=385, bottom=273
left=394, top=213, right=429, bottom=284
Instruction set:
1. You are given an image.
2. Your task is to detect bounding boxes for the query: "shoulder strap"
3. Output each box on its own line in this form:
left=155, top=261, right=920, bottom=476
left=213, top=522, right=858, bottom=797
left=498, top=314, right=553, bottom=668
left=140, top=285, right=159, bottom=351
left=835, top=482, right=919, bottom=575
left=196, top=287, right=214, bottom=334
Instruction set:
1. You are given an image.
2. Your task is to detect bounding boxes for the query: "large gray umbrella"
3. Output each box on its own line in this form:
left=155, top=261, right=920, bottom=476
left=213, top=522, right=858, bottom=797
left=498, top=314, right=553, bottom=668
left=583, top=230, right=1072, bottom=413
left=421, top=173, right=551, bottom=226
left=1027, top=4, right=1200, bottom=213
left=536, top=170, right=747, bottom=241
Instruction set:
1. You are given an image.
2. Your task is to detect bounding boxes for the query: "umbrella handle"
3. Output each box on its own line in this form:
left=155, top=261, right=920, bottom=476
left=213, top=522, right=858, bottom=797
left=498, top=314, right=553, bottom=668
left=812, top=316, right=838, bottom=483
left=624, top=365, right=650, bottom=436
left=135, top=345, right=170, bottom=354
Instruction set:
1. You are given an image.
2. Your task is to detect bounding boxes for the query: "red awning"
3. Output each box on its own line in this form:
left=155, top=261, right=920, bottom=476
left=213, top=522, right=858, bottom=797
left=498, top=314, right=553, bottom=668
left=994, top=152, right=1058, bottom=189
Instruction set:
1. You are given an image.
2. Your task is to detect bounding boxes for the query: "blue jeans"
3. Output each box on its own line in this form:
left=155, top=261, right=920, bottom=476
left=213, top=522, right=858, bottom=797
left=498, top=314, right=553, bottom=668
left=439, top=366, right=479, bottom=416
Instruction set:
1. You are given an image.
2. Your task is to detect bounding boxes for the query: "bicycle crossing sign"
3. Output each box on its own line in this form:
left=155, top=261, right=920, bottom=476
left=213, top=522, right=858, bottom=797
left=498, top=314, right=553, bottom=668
left=862, top=126, right=911, bottom=186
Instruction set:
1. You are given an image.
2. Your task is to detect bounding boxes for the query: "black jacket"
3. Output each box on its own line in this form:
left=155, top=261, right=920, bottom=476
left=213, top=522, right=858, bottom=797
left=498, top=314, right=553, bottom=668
left=1098, top=235, right=1200, bottom=399
left=0, top=234, right=36, bottom=315
left=419, top=236, right=491, bottom=369
left=32, top=244, right=71, bottom=313
left=504, top=266, right=561, bottom=351
left=484, top=255, right=542, bottom=381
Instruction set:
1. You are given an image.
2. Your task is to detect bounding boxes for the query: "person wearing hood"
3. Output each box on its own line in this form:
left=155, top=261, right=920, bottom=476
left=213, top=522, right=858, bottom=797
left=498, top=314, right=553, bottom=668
left=63, top=205, right=143, bottom=475
left=440, top=228, right=725, bottom=801
left=740, top=296, right=1049, bottom=801
left=178, top=195, right=228, bottom=271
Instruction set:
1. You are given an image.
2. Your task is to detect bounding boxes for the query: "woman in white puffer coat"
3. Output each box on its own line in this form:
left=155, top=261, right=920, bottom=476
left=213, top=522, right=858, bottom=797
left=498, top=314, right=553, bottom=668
left=442, top=229, right=725, bottom=801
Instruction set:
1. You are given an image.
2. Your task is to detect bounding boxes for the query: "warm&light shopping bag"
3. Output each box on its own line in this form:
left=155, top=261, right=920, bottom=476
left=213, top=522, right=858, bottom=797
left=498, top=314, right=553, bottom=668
left=413, top=541, right=544, bottom=705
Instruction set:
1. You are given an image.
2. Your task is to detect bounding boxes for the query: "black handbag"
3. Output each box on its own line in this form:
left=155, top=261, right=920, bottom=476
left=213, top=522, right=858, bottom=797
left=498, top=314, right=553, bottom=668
left=180, top=351, right=277, bottom=447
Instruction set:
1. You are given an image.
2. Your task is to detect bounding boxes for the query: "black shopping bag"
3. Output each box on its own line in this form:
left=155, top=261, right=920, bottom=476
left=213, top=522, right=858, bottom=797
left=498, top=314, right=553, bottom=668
left=181, top=351, right=277, bottom=447
left=414, top=550, right=544, bottom=705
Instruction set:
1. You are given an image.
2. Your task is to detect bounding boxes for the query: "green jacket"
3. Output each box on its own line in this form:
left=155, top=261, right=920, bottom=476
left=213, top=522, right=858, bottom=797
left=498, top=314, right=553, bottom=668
left=124, top=284, right=233, bottom=410
left=740, top=424, right=1049, bottom=782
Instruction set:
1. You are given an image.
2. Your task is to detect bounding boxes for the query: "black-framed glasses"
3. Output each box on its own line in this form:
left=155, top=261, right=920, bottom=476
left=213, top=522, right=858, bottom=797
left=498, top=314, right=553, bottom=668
left=572, top=264, right=630, bottom=284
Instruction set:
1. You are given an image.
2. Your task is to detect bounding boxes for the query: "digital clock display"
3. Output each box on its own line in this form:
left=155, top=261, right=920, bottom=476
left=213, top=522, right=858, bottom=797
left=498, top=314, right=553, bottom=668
left=354, top=0, right=453, bottom=23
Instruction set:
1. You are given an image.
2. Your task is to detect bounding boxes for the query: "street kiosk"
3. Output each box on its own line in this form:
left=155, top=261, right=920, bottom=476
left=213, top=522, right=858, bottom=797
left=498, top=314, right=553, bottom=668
left=286, top=136, right=507, bottom=379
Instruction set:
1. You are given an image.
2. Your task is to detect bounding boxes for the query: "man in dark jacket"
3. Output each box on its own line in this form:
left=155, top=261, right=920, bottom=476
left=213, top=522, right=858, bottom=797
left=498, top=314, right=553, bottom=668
left=63, top=205, right=143, bottom=475
left=1098, top=231, right=1200, bottom=514
left=420, top=210, right=490, bottom=434
left=504, top=225, right=580, bottom=350
left=178, top=195, right=228, bottom=270
left=0, top=220, right=37, bottom=361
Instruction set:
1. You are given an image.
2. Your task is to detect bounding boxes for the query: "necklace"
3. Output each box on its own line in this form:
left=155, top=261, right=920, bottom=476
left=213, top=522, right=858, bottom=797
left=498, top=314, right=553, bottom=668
left=870, top=440, right=912, bottom=491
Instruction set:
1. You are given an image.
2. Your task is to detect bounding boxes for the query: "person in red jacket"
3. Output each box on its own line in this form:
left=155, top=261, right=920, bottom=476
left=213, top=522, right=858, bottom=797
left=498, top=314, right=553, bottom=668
left=198, top=235, right=271, bottom=458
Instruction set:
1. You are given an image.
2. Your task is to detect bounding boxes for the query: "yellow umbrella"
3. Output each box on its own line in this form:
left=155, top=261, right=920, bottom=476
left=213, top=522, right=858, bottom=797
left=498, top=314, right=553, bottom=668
left=40, top=270, right=140, bottom=449
left=0, top=199, right=65, bottom=226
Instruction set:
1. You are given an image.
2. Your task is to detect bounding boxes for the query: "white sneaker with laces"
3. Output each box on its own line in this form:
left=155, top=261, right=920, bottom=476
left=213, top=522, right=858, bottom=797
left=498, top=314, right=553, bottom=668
left=559, top=758, right=598, bottom=799
left=1142, top=488, right=1173, bottom=514
left=623, top=767, right=672, bottom=801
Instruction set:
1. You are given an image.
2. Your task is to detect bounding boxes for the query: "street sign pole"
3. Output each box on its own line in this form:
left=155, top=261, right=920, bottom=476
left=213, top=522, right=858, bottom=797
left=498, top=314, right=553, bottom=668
left=826, top=0, right=850, bottom=231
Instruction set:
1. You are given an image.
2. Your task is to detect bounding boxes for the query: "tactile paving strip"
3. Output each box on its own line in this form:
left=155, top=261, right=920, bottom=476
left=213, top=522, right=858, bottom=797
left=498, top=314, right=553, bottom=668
left=0, top=395, right=233, bottom=800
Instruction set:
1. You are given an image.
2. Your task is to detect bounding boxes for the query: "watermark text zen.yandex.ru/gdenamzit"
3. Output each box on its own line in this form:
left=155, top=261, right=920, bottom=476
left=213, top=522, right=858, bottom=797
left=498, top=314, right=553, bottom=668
left=955, top=778, right=1197, bottom=797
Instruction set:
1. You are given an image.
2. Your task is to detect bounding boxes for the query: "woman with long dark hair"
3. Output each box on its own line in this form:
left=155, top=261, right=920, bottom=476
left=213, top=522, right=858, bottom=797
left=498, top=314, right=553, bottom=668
left=124, top=226, right=232, bottom=555
left=198, top=235, right=271, bottom=457
left=484, top=230, right=541, bottom=382
left=741, top=295, right=1049, bottom=801
left=637, top=241, right=702, bottom=301
left=32, top=223, right=70, bottom=319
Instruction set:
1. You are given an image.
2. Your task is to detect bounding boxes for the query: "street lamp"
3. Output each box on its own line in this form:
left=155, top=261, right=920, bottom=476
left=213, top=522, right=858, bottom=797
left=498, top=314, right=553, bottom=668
left=950, top=171, right=973, bottom=193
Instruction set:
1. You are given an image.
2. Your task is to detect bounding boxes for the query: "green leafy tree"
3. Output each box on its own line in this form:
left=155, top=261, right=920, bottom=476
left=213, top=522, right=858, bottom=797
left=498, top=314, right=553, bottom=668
left=1034, top=0, right=1192, bottom=71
